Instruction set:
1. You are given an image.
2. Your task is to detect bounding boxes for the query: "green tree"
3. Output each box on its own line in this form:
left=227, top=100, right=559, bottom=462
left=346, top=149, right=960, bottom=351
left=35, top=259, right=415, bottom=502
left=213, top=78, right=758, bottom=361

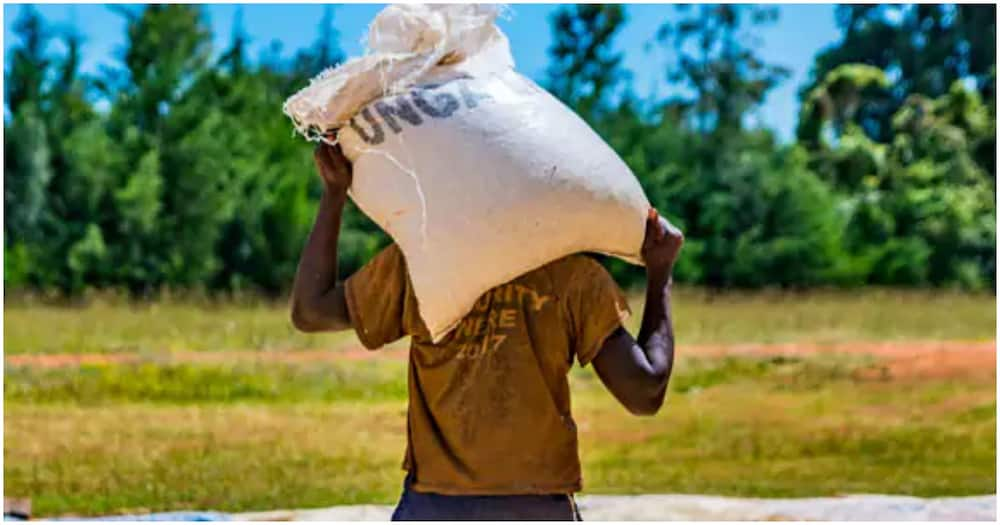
left=203, top=5, right=374, bottom=293
left=4, top=4, right=995, bottom=295
left=546, top=4, right=627, bottom=123
left=5, top=6, right=50, bottom=116
left=796, top=6, right=996, bottom=289
left=656, top=4, right=790, bottom=136
left=796, top=63, right=890, bottom=152
left=803, top=5, right=996, bottom=143
left=803, top=65, right=995, bottom=288
left=4, top=6, right=111, bottom=291
left=639, top=5, right=848, bottom=287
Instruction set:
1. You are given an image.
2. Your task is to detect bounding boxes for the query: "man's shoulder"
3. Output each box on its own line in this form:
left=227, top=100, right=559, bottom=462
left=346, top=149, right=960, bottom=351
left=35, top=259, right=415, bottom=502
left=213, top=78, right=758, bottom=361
left=369, top=243, right=406, bottom=269
left=554, top=252, right=601, bottom=270
left=531, top=252, right=612, bottom=286
left=347, top=242, right=407, bottom=288
left=383, top=242, right=404, bottom=259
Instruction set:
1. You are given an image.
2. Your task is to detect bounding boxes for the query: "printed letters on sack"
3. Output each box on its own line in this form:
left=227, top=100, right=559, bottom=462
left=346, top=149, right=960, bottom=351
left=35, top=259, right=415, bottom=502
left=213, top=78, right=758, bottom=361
left=349, top=80, right=491, bottom=145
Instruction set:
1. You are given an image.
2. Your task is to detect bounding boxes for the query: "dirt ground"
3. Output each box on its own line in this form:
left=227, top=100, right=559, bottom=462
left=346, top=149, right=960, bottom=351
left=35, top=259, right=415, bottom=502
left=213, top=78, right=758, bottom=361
left=7, top=340, right=995, bottom=382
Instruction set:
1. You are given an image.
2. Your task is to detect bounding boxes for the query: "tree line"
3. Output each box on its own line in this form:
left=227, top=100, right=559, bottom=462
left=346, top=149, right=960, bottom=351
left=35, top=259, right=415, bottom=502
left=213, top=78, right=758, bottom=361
left=4, top=4, right=996, bottom=296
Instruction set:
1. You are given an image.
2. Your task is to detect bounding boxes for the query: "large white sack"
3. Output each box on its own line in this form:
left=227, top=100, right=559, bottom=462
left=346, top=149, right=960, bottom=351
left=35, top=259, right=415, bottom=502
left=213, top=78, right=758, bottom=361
left=284, top=4, right=650, bottom=342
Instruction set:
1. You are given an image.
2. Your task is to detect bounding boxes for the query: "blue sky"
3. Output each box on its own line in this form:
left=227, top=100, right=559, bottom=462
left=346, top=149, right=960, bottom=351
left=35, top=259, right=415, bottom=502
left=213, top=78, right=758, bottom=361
left=3, top=4, right=842, bottom=141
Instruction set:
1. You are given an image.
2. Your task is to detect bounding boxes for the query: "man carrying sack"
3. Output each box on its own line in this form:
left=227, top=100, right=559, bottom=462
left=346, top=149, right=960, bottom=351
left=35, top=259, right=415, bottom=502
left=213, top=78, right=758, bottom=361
left=290, top=144, right=684, bottom=521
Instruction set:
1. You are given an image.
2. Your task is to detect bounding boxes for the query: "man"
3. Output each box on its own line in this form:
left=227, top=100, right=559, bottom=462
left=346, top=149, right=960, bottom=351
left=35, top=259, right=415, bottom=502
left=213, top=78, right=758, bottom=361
left=291, top=144, right=684, bottom=521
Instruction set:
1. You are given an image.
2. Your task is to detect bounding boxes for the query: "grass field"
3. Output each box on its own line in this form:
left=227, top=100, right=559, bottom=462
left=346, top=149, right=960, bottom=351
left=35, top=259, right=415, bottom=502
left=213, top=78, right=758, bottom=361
left=4, top=289, right=997, bottom=517
left=5, top=288, right=995, bottom=355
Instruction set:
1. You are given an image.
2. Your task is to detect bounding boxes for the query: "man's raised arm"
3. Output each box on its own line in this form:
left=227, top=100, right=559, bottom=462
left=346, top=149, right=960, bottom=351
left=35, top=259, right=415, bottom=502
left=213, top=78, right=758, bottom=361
left=290, top=144, right=354, bottom=333
left=592, top=209, right=684, bottom=415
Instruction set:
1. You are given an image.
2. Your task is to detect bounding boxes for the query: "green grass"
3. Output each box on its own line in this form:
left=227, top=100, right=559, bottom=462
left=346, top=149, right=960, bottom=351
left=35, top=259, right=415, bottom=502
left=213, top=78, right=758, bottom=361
left=644, top=287, right=996, bottom=344
left=3, top=354, right=870, bottom=405
left=4, top=361, right=409, bottom=404
left=4, top=353, right=995, bottom=517
left=4, top=289, right=995, bottom=517
left=4, top=403, right=407, bottom=516
left=4, top=288, right=995, bottom=355
left=3, top=295, right=353, bottom=356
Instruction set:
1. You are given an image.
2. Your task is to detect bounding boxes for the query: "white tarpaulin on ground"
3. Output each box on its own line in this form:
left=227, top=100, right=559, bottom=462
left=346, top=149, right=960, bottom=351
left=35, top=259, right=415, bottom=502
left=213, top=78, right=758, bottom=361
left=234, top=494, right=996, bottom=521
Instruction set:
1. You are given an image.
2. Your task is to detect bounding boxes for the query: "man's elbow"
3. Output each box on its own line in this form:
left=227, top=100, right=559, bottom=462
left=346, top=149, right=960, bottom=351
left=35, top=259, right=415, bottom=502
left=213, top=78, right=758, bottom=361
left=625, top=392, right=666, bottom=416
left=290, top=302, right=324, bottom=333
left=291, top=299, right=353, bottom=333
left=627, top=373, right=670, bottom=416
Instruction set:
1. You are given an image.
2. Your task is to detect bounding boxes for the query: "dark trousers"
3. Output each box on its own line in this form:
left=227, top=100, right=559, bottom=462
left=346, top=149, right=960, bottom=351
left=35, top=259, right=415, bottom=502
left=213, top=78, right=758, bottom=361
left=391, top=475, right=582, bottom=521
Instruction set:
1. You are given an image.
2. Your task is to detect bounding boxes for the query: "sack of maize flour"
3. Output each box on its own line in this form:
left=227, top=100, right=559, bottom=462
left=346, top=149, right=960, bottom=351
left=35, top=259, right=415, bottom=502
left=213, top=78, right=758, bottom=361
left=283, top=4, right=650, bottom=342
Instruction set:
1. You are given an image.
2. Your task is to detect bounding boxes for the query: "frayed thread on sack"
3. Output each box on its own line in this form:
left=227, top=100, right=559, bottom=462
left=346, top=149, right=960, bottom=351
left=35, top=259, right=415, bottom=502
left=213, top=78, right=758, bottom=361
left=282, top=4, right=512, bottom=142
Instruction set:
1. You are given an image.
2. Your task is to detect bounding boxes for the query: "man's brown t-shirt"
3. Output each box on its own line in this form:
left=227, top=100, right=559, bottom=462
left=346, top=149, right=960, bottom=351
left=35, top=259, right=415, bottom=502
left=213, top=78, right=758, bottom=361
left=345, top=244, right=630, bottom=495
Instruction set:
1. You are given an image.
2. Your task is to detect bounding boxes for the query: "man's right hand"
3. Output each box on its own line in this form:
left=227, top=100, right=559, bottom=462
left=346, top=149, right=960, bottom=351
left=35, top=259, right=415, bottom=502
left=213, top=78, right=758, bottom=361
left=641, top=208, right=684, bottom=277
left=314, top=143, right=353, bottom=192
